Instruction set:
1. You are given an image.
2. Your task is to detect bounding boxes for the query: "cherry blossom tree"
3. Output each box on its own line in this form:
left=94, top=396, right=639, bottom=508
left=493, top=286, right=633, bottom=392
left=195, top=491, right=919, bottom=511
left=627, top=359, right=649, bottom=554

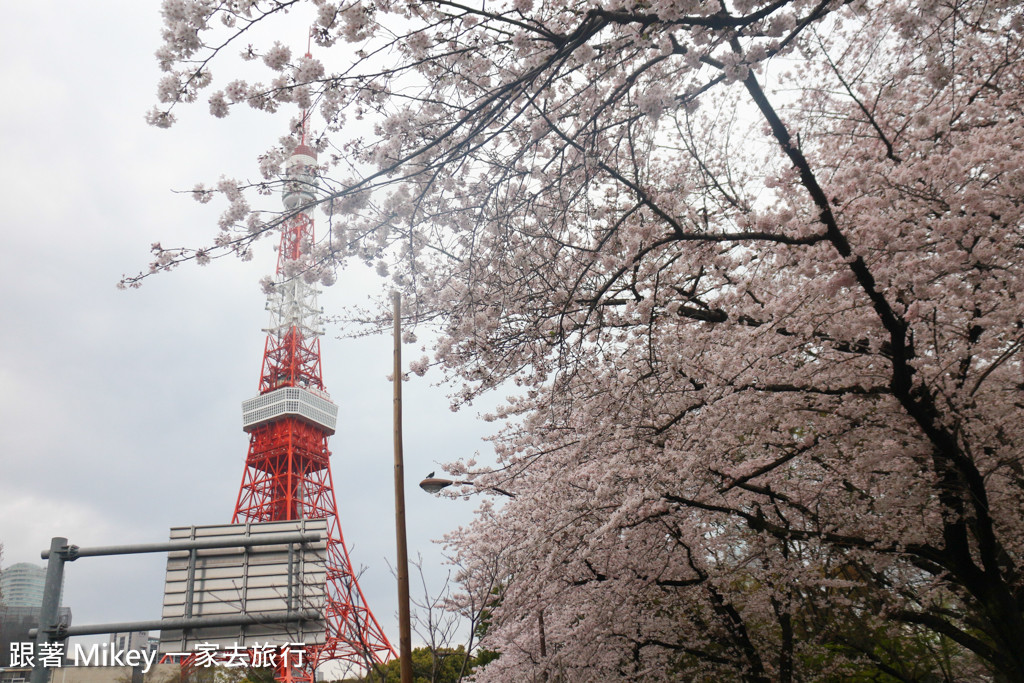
left=144, top=0, right=1024, bottom=678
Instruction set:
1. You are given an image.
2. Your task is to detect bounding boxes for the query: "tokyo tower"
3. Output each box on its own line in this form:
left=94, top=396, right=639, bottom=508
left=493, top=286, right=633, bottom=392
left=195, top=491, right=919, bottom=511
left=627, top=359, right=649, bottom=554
left=232, top=110, right=395, bottom=680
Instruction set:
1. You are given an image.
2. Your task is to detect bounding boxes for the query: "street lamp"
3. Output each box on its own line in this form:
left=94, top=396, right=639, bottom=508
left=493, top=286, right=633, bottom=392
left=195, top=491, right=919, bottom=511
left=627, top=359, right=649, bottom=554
left=419, top=477, right=515, bottom=498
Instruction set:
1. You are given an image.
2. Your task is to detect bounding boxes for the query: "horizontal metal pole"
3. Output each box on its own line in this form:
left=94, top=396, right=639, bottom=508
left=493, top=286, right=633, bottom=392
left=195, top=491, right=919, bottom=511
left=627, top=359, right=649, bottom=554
left=30, top=610, right=322, bottom=638
left=41, top=532, right=322, bottom=559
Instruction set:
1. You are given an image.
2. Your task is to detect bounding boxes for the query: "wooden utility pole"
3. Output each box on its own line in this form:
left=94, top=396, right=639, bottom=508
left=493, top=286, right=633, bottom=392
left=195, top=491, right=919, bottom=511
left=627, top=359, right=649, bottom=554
left=392, top=291, right=414, bottom=683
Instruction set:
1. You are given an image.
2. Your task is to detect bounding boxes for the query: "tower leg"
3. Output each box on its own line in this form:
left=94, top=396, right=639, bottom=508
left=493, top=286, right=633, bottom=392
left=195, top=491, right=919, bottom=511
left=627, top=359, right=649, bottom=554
left=276, top=646, right=314, bottom=683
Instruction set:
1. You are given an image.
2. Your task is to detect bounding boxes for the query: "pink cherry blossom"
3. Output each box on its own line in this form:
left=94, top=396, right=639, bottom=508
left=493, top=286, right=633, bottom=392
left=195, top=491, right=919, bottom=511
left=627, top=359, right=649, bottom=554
left=136, top=0, right=1024, bottom=679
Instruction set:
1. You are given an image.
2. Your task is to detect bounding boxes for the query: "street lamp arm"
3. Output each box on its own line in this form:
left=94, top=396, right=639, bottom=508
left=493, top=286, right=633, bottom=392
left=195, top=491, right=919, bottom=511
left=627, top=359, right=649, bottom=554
left=488, top=485, right=516, bottom=498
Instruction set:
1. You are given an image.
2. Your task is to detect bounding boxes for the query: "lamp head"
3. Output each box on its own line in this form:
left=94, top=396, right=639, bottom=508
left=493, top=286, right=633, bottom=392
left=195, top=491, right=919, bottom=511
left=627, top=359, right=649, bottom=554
left=419, top=477, right=454, bottom=494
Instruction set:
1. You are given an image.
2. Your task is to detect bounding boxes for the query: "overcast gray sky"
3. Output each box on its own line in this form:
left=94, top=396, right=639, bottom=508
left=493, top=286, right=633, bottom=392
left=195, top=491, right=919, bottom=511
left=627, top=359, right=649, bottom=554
left=0, top=1, right=498, bottom=666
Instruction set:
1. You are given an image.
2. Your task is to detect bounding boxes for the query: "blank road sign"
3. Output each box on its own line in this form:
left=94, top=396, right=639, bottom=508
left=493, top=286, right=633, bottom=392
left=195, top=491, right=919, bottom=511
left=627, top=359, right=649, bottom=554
left=159, top=519, right=328, bottom=651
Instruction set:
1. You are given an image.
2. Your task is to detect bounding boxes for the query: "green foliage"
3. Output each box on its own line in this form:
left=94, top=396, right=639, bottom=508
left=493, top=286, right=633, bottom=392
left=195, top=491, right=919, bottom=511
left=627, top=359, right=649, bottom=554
left=336, top=646, right=493, bottom=683
left=472, top=648, right=499, bottom=670
left=173, top=666, right=274, bottom=683
left=235, top=668, right=276, bottom=683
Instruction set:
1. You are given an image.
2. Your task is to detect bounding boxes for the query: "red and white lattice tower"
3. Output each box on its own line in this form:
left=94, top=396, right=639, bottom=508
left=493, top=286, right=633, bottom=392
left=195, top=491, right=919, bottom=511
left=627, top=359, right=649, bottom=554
left=233, top=113, right=395, bottom=681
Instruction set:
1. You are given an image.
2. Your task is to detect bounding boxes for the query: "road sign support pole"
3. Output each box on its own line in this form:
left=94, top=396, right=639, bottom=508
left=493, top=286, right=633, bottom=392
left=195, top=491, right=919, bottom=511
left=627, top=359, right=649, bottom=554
left=31, top=537, right=70, bottom=683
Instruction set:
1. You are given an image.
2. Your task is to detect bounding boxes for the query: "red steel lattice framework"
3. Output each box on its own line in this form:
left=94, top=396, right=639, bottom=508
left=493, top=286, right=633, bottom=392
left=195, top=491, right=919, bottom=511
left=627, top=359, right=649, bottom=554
left=232, top=118, right=396, bottom=682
